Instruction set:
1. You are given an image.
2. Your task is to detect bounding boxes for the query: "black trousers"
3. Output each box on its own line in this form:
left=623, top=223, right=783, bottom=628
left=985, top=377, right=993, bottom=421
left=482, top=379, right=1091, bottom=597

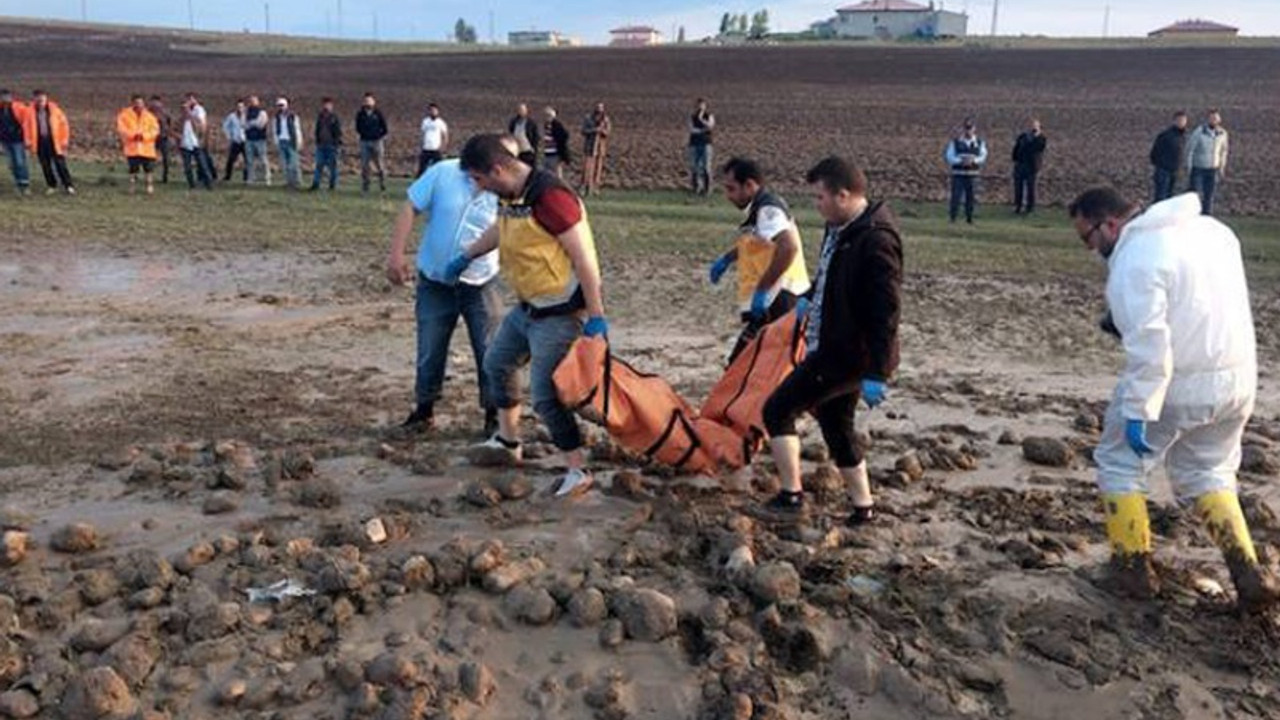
left=224, top=141, right=247, bottom=182
left=156, top=137, right=171, bottom=183
left=1013, top=165, right=1037, bottom=212
left=417, top=149, right=443, bottom=177
left=762, top=356, right=862, bottom=468
left=949, top=174, right=976, bottom=222
left=37, top=137, right=73, bottom=189
left=729, top=290, right=798, bottom=364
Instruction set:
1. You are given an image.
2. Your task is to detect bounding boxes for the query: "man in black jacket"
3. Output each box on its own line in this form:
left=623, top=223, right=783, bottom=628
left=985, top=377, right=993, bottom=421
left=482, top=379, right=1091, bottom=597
left=310, top=97, right=342, bottom=191
left=508, top=103, right=540, bottom=166
left=760, top=156, right=902, bottom=524
left=1149, top=110, right=1187, bottom=202
left=356, top=92, right=388, bottom=193
left=541, top=106, right=571, bottom=178
left=1011, top=118, right=1046, bottom=214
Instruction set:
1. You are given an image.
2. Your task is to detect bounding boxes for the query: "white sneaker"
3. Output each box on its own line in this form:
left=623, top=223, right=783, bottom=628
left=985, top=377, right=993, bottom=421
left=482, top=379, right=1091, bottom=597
left=466, top=434, right=522, bottom=467
left=554, top=467, right=594, bottom=498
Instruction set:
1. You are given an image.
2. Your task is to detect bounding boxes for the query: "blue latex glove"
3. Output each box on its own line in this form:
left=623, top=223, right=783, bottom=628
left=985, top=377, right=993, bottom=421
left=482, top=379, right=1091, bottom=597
left=861, top=378, right=888, bottom=408
left=1126, top=419, right=1153, bottom=456
left=749, top=290, right=770, bottom=321
left=442, top=254, right=471, bottom=284
left=709, top=254, right=735, bottom=285
left=583, top=316, right=609, bottom=338
left=794, top=297, right=811, bottom=320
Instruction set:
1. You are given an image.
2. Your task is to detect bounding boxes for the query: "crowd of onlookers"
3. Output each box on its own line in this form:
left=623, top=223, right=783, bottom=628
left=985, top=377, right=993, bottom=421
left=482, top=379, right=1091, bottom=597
left=0, top=89, right=1235, bottom=217
left=0, top=89, right=617, bottom=197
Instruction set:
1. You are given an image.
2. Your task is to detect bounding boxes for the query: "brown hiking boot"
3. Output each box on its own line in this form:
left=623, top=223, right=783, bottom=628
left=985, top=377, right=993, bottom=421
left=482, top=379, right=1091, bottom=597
left=1224, top=550, right=1280, bottom=614
left=1103, top=553, right=1161, bottom=600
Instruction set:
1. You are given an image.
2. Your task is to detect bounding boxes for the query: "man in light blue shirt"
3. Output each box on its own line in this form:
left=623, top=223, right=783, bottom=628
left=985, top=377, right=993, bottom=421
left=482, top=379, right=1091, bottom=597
left=387, top=158, right=502, bottom=434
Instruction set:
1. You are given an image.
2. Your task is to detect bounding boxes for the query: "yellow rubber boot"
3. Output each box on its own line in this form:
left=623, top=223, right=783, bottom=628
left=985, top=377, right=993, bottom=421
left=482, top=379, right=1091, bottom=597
left=1195, top=490, right=1257, bottom=563
left=1103, top=493, right=1152, bottom=556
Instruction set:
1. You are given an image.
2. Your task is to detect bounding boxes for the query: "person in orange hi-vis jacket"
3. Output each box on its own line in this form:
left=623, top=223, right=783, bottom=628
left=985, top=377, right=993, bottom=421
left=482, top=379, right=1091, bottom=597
left=116, top=94, right=160, bottom=195
left=22, top=89, right=75, bottom=195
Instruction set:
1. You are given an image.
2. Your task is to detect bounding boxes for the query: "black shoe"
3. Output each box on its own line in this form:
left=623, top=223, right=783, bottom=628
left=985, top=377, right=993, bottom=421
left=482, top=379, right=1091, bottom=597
left=483, top=407, right=498, bottom=438
left=401, top=405, right=435, bottom=430
left=757, top=490, right=806, bottom=520
left=846, top=505, right=875, bottom=527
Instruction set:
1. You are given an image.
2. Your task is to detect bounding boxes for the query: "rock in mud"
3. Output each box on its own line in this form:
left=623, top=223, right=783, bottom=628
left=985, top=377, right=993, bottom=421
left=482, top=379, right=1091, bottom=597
left=1241, top=445, right=1278, bottom=476
left=1073, top=412, right=1102, bottom=433
left=568, top=588, right=608, bottom=628
left=76, top=569, right=121, bottom=606
left=998, top=429, right=1021, bottom=446
left=172, top=542, right=217, bottom=575
left=614, top=589, right=677, bottom=642
left=201, top=492, right=240, bottom=515
left=1022, top=437, right=1075, bottom=468
left=482, top=557, right=545, bottom=594
left=0, top=688, right=39, bottom=718
left=185, top=601, right=241, bottom=642
left=319, top=557, right=373, bottom=593
left=296, top=478, right=342, bottom=509
left=599, top=619, right=625, bottom=649
left=217, top=678, right=247, bottom=706
left=1, top=532, right=28, bottom=568
left=504, top=586, right=557, bottom=626
left=117, top=549, right=175, bottom=591
left=365, top=652, right=419, bottom=688
left=752, top=562, right=801, bottom=605
left=608, top=470, right=649, bottom=500
left=70, top=618, right=132, bottom=653
left=469, top=540, right=506, bottom=576
left=895, top=453, right=925, bottom=482
left=464, top=481, right=502, bottom=508
left=62, top=666, right=136, bottom=719
left=401, top=556, right=435, bottom=591
left=492, top=473, right=535, bottom=500
left=801, top=466, right=843, bottom=502
left=104, top=634, right=162, bottom=687
left=459, top=662, right=497, bottom=706
left=50, top=523, right=99, bottom=554
left=127, top=589, right=165, bottom=611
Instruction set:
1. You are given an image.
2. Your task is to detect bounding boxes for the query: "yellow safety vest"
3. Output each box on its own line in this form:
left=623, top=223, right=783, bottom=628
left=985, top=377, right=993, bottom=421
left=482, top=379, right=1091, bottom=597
left=735, top=191, right=810, bottom=310
left=498, top=170, right=592, bottom=314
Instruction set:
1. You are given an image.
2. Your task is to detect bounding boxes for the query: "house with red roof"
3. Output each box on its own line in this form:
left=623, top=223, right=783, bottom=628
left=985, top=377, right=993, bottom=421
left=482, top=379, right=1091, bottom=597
left=1148, top=19, right=1239, bottom=39
left=609, top=25, right=662, bottom=47
left=813, top=0, right=968, bottom=39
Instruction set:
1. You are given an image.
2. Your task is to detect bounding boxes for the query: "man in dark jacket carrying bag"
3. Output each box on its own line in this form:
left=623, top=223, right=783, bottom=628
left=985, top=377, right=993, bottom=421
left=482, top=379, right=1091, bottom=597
left=759, top=156, right=902, bottom=524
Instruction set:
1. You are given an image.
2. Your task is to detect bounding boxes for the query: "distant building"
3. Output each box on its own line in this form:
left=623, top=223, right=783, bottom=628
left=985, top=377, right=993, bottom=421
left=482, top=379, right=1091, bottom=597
left=813, top=0, right=967, bottom=40
left=1148, top=19, right=1239, bottom=38
left=508, top=30, right=578, bottom=47
left=609, top=25, right=662, bottom=47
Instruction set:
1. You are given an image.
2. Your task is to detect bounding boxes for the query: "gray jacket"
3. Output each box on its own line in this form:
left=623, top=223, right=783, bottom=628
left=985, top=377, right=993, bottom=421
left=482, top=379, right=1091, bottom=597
left=1186, top=124, right=1228, bottom=171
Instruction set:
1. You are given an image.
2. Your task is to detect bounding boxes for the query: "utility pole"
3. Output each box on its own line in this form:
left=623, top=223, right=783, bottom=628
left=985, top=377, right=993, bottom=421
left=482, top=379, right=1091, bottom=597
left=264, top=2, right=271, bottom=34
left=187, top=0, right=194, bottom=30
left=373, top=12, right=378, bottom=40
left=337, top=0, right=343, bottom=38
left=1103, top=4, right=1111, bottom=38
left=488, top=10, right=495, bottom=44
left=990, top=0, right=999, bottom=36
left=80, top=0, right=87, bottom=22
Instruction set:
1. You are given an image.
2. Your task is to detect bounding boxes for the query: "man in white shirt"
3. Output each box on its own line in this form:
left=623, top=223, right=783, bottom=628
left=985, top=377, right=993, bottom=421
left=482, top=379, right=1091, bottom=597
left=221, top=99, right=248, bottom=183
left=179, top=92, right=214, bottom=190
left=417, top=103, right=448, bottom=178
left=272, top=97, right=303, bottom=190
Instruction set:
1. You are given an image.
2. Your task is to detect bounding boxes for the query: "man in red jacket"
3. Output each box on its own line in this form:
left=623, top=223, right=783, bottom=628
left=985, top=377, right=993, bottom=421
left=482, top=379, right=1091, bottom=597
left=760, top=156, right=903, bottom=525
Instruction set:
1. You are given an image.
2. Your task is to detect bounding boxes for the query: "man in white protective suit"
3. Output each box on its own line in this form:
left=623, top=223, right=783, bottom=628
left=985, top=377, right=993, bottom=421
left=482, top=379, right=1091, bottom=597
left=1069, top=186, right=1279, bottom=613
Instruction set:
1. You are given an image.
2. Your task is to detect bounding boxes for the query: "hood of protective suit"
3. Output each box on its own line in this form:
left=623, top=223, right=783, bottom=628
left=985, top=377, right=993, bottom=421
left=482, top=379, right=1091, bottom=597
left=1109, top=193, right=1200, bottom=265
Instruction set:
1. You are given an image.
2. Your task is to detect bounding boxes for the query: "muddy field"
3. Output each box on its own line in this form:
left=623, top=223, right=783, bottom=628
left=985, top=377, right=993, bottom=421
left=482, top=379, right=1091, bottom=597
left=1, top=23, right=1279, bottom=212
left=4, top=22, right=1280, bottom=720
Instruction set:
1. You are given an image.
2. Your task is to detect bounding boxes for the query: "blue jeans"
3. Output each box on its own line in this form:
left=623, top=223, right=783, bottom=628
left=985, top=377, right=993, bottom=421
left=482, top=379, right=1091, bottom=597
left=181, top=147, right=214, bottom=189
left=278, top=140, right=301, bottom=188
left=1190, top=167, right=1218, bottom=215
left=246, top=140, right=271, bottom=185
left=312, top=145, right=339, bottom=189
left=3, top=141, right=29, bottom=189
left=484, top=306, right=584, bottom=451
left=687, top=143, right=712, bottom=194
left=949, top=174, right=977, bottom=222
left=1152, top=167, right=1176, bottom=203
left=415, top=276, right=504, bottom=412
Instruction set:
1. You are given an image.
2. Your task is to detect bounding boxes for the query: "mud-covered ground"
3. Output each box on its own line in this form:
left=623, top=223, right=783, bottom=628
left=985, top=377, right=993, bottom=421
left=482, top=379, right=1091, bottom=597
left=3, top=222, right=1280, bottom=720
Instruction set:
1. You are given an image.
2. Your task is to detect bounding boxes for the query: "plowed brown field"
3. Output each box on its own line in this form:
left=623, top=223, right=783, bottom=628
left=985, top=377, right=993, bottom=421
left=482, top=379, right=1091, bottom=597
left=2, top=22, right=1278, bottom=213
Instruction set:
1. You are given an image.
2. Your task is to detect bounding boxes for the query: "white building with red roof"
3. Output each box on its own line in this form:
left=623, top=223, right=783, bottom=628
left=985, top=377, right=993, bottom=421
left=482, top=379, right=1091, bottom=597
left=813, top=0, right=968, bottom=39
left=1148, top=19, right=1239, bottom=38
left=609, top=25, right=662, bottom=47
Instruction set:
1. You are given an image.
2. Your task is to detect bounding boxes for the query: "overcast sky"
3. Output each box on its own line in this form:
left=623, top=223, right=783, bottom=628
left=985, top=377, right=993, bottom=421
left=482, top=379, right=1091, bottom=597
left=7, top=0, right=1278, bottom=44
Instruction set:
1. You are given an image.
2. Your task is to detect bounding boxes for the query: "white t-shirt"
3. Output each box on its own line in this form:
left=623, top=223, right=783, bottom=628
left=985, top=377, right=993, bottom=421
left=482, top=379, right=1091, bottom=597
left=421, top=117, right=447, bottom=151
left=180, top=104, right=207, bottom=150
left=752, top=205, right=791, bottom=242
